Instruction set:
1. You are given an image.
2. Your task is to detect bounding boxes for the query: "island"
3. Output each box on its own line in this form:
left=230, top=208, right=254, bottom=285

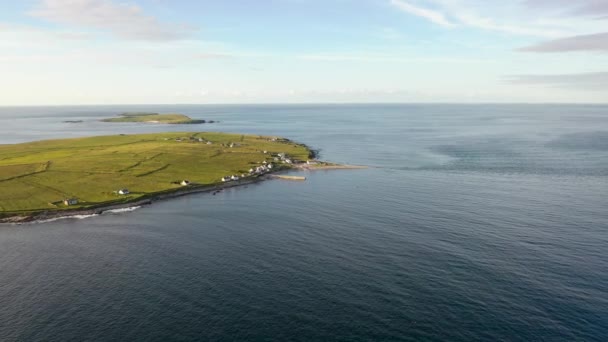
left=0, top=132, right=326, bottom=223
left=101, top=112, right=211, bottom=124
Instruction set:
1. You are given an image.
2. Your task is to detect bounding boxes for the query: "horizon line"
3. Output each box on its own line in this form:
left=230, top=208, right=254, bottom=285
left=2, top=102, right=608, bottom=107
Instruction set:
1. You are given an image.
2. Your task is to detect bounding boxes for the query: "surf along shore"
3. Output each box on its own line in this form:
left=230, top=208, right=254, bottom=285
left=0, top=132, right=363, bottom=224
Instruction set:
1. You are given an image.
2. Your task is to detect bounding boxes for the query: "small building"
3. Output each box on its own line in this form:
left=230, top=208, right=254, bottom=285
left=180, top=180, right=191, bottom=186
left=263, top=150, right=268, bottom=154
left=307, top=160, right=318, bottom=165
left=231, top=175, right=240, bottom=181
left=63, top=198, right=78, bottom=206
left=221, top=177, right=229, bottom=182
left=118, top=189, right=130, bottom=195
left=206, top=141, right=213, bottom=145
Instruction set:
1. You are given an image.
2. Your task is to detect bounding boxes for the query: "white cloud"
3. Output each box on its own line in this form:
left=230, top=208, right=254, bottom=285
left=506, top=72, right=608, bottom=90
left=524, top=0, right=608, bottom=18
left=520, top=32, right=608, bottom=53
left=0, top=23, right=93, bottom=46
left=452, top=11, right=563, bottom=37
left=29, top=0, right=194, bottom=41
left=390, top=0, right=603, bottom=38
left=298, top=53, right=490, bottom=64
left=195, top=53, right=234, bottom=60
left=390, top=0, right=454, bottom=27
left=516, top=0, right=608, bottom=53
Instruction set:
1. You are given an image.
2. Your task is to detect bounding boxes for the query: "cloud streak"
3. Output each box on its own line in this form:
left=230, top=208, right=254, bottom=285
left=195, top=53, right=234, bottom=60
left=524, top=0, right=608, bottom=18
left=506, top=72, right=608, bottom=89
left=390, top=0, right=454, bottom=27
left=520, top=32, right=608, bottom=53
left=29, top=0, right=193, bottom=41
left=390, top=0, right=563, bottom=37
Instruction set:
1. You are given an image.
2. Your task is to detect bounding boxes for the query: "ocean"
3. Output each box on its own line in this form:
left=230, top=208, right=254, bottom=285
left=0, top=104, right=607, bottom=341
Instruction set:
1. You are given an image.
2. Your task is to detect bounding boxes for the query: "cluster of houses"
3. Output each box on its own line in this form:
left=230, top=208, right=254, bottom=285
left=169, top=137, right=213, bottom=145
left=221, top=175, right=241, bottom=182
left=221, top=160, right=277, bottom=183
left=250, top=162, right=274, bottom=175
left=222, top=142, right=242, bottom=148
left=275, top=153, right=293, bottom=164
left=267, top=137, right=289, bottom=143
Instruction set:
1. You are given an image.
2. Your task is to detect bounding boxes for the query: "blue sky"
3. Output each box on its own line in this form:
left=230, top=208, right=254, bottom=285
left=0, top=0, right=607, bottom=105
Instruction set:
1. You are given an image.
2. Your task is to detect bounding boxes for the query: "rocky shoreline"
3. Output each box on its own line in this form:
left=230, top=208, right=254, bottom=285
left=0, top=177, right=266, bottom=225
left=0, top=162, right=366, bottom=225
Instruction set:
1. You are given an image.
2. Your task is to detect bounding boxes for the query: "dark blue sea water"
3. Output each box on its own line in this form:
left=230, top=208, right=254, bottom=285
left=0, top=104, right=607, bottom=341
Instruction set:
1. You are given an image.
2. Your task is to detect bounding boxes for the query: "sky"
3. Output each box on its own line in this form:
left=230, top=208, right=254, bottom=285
left=0, top=0, right=607, bottom=105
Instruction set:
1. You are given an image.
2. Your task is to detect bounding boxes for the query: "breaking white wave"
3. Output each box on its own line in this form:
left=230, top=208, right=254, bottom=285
left=31, top=213, right=100, bottom=224
left=103, top=206, right=141, bottom=214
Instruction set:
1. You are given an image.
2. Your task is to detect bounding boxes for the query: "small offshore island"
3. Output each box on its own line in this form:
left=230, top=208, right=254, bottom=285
left=0, top=132, right=354, bottom=223
left=101, top=112, right=212, bottom=124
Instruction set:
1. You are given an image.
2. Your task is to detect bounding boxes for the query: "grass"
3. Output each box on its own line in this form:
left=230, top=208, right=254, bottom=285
left=101, top=113, right=206, bottom=124
left=0, top=132, right=311, bottom=215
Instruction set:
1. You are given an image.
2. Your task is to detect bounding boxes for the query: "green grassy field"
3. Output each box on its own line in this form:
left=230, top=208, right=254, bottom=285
left=0, top=132, right=311, bottom=215
left=101, top=113, right=206, bottom=124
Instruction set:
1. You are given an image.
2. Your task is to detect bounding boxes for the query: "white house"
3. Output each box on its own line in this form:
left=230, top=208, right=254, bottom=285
left=180, top=180, right=191, bottom=186
left=118, top=189, right=130, bottom=195
left=63, top=198, right=78, bottom=206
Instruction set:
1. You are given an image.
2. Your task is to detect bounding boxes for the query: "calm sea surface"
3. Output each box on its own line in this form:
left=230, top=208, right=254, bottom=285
left=0, top=104, right=607, bottom=341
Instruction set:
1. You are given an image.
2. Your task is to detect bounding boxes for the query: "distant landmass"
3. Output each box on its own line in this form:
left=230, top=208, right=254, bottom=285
left=101, top=112, right=213, bottom=124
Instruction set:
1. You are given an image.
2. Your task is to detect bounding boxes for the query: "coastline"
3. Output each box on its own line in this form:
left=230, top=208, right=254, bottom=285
left=294, top=164, right=368, bottom=171
left=0, top=176, right=265, bottom=225
left=0, top=163, right=367, bottom=225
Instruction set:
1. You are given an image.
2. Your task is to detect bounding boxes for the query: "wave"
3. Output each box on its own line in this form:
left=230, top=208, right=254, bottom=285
left=32, top=213, right=100, bottom=224
left=103, top=206, right=141, bottom=214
